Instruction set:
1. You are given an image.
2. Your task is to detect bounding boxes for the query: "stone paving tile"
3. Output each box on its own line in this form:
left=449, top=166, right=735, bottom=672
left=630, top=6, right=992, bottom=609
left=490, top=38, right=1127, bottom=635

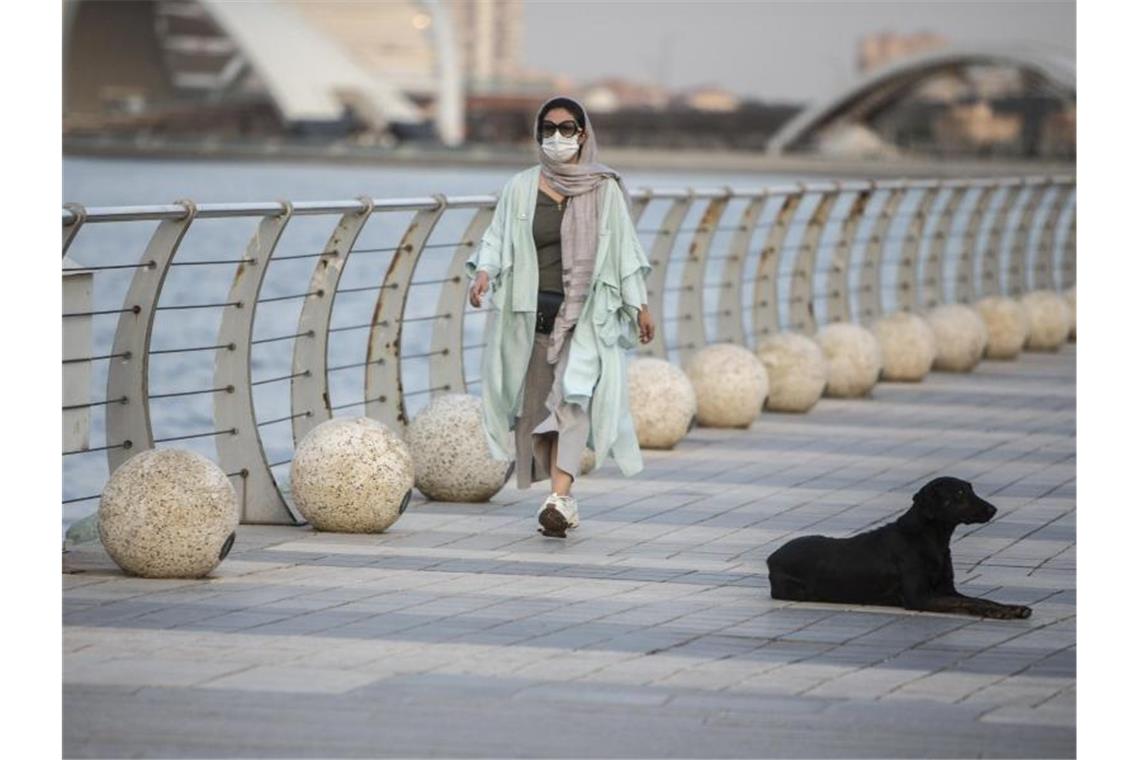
left=63, top=344, right=1076, bottom=758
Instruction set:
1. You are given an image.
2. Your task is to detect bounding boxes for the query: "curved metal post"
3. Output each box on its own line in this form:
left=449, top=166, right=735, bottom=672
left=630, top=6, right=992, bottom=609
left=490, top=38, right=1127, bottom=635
left=1007, top=178, right=1050, bottom=296
left=896, top=184, right=939, bottom=313
left=715, top=194, right=768, bottom=345
left=954, top=183, right=997, bottom=303
left=857, top=186, right=905, bottom=324
left=980, top=180, right=1023, bottom=298
left=105, top=201, right=198, bottom=473
left=637, top=194, right=692, bottom=358
left=922, top=184, right=967, bottom=309
left=214, top=206, right=299, bottom=524
left=365, top=200, right=448, bottom=429
left=62, top=203, right=86, bottom=256
left=826, top=186, right=873, bottom=325
left=436, top=205, right=494, bottom=394
left=676, top=193, right=730, bottom=364
left=290, top=200, right=376, bottom=445
left=788, top=187, right=840, bottom=334
left=628, top=194, right=651, bottom=226
left=751, top=193, right=803, bottom=340
left=1033, top=181, right=1074, bottom=292
left=1060, top=194, right=1076, bottom=290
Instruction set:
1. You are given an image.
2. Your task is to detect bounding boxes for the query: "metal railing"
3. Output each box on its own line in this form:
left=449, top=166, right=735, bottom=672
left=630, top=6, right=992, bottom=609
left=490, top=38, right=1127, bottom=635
left=61, top=175, right=1076, bottom=525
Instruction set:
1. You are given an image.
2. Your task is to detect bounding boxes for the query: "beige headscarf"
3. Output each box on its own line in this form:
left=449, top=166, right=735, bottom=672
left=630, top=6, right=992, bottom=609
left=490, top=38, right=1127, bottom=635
left=535, top=95, right=630, bottom=364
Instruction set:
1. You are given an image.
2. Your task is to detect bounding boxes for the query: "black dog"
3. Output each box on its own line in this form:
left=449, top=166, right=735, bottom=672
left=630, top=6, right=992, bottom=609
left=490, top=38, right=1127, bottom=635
left=766, top=477, right=1031, bottom=619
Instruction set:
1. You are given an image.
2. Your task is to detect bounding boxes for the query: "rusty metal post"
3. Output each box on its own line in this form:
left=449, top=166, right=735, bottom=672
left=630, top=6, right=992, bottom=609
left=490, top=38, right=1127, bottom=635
left=105, top=201, right=198, bottom=473
left=980, top=179, right=1023, bottom=298
left=953, top=182, right=998, bottom=303
left=751, top=193, right=803, bottom=340
left=636, top=193, right=692, bottom=359
left=214, top=205, right=300, bottom=525
left=1007, top=178, right=1050, bottom=297
left=675, top=192, right=730, bottom=364
left=436, top=205, right=494, bottom=394
left=922, top=183, right=968, bottom=309
left=857, top=185, right=905, bottom=324
left=62, top=203, right=86, bottom=257
left=290, top=199, right=376, bottom=445
left=715, top=194, right=768, bottom=345
left=896, top=183, right=939, bottom=313
left=1034, top=180, right=1075, bottom=292
left=826, top=186, right=873, bottom=325
left=1059, top=193, right=1076, bottom=290
left=365, top=200, right=448, bottom=430
left=627, top=193, right=651, bottom=226
left=62, top=257, right=93, bottom=452
left=788, top=186, right=840, bottom=334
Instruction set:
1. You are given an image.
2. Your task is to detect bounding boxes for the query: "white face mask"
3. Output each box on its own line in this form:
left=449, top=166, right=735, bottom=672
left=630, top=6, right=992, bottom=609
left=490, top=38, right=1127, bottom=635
left=541, top=133, right=580, bottom=163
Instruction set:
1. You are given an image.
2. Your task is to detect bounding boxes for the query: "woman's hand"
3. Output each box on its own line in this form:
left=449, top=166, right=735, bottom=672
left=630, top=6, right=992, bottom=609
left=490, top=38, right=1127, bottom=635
left=637, top=305, right=655, bottom=344
left=469, top=270, right=490, bottom=308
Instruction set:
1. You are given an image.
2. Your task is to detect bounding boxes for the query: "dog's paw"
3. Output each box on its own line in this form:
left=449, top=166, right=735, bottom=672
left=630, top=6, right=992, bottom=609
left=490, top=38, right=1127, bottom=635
left=992, top=604, right=1032, bottom=620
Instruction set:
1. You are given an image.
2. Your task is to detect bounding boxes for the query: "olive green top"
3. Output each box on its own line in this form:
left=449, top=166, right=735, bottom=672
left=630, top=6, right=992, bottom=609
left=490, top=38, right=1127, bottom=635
left=533, top=191, right=565, bottom=294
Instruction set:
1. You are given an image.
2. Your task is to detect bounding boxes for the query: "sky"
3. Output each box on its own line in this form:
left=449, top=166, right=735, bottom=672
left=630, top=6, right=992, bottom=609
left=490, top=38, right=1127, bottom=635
left=521, top=0, right=1075, bottom=104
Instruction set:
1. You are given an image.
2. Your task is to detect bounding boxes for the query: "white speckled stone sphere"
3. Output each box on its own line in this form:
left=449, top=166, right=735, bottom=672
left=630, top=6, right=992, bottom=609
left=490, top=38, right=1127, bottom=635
left=754, top=332, right=829, bottom=413
left=290, top=417, right=414, bottom=532
left=974, top=296, right=1029, bottom=360
left=1065, top=286, right=1076, bottom=340
left=683, top=343, right=768, bottom=428
left=627, top=357, right=698, bottom=448
left=924, top=304, right=989, bottom=372
left=580, top=448, right=596, bottom=475
left=815, top=322, right=883, bottom=397
left=872, top=312, right=936, bottom=381
left=1021, top=290, right=1073, bottom=351
left=407, top=394, right=510, bottom=502
left=98, top=448, right=239, bottom=578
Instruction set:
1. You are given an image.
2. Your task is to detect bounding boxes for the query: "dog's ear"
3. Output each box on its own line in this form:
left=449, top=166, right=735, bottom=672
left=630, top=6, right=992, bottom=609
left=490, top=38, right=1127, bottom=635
left=899, top=481, right=941, bottom=532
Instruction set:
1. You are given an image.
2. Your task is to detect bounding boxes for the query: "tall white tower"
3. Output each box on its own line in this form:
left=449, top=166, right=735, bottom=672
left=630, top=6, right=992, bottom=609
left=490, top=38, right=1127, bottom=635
left=421, top=0, right=464, bottom=146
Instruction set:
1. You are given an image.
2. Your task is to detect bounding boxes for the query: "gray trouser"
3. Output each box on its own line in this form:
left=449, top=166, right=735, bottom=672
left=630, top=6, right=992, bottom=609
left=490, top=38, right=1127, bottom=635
left=513, top=330, right=591, bottom=490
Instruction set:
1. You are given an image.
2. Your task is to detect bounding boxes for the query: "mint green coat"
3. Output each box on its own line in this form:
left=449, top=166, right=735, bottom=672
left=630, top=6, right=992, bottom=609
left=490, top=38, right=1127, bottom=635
left=464, top=165, right=652, bottom=477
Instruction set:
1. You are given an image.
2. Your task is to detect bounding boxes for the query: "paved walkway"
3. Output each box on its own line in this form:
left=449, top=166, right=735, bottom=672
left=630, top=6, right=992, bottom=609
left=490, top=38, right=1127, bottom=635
left=63, top=344, right=1076, bottom=758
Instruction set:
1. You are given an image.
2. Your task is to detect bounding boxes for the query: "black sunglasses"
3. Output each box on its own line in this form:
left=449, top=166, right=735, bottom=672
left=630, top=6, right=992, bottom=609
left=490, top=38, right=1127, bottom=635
left=540, top=119, right=582, bottom=139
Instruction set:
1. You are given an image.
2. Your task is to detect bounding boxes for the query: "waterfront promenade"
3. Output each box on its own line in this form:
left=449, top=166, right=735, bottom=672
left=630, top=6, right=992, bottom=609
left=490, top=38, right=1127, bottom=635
left=63, top=344, right=1075, bottom=758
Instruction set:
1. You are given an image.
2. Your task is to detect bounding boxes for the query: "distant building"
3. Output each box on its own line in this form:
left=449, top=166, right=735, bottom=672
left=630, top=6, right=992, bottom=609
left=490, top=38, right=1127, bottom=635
left=288, top=0, right=525, bottom=98
left=63, top=0, right=535, bottom=143
left=579, top=79, right=670, bottom=113
left=857, top=31, right=949, bottom=74
left=449, top=0, right=524, bottom=90
left=672, top=86, right=741, bottom=113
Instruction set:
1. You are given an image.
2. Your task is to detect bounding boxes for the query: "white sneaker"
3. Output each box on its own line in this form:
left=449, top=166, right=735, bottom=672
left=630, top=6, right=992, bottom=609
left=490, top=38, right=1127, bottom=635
left=537, top=492, right=580, bottom=537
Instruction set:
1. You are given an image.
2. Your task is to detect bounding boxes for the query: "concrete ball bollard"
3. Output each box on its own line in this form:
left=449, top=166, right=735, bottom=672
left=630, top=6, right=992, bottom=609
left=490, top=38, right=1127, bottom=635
left=1065, top=286, right=1076, bottom=341
left=974, top=296, right=1029, bottom=360
left=924, top=304, right=989, bottom=372
left=754, top=332, right=829, bottom=412
left=1021, top=290, right=1073, bottom=351
left=872, top=311, right=936, bottom=381
left=580, top=448, right=596, bottom=476
left=407, top=394, right=511, bottom=502
left=815, top=322, right=883, bottom=397
left=290, top=417, right=414, bottom=532
left=98, top=448, right=239, bottom=578
left=627, top=357, right=698, bottom=448
left=683, top=343, right=769, bottom=428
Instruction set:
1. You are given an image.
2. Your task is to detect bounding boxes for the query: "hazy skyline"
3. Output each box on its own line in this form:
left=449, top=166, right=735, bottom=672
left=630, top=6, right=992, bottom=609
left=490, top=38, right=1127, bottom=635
left=522, top=1, right=1075, bottom=103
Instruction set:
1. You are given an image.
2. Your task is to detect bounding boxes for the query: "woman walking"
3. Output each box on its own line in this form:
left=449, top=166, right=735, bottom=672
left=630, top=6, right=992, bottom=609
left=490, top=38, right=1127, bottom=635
left=465, top=95, right=655, bottom=538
